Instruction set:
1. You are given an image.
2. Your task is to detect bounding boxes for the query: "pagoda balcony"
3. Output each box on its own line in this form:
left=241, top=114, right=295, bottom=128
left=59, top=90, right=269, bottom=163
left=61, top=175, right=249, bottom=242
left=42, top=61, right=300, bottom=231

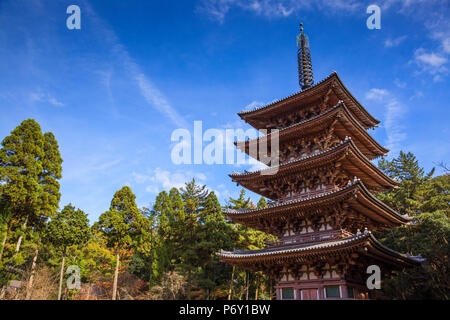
left=265, top=229, right=354, bottom=249
left=273, top=186, right=337, bottom=205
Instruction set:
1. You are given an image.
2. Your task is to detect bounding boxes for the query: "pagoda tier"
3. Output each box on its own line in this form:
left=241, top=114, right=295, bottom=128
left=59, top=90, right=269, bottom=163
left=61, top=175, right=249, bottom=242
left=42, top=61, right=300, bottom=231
left=236, top=101, right=388, bottom=162
left=238, top=72, right=379, bottom=130
left=230, top=138, right=397, bottom=200
left=217, top=232, right=422, bottom=299
left=225, top=179, right=410, bottom=237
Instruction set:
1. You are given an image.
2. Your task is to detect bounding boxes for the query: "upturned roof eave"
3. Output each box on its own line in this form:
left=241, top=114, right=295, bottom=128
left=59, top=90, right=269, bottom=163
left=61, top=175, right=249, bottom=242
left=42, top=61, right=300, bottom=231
left=224, top=179, right=410, bottom=225
left=237, top=72, right=380, bottom=127
left=216, top=232, right=421, bottom=266
left=229, top=138, right=397, bottom=189
left=235, top=101, right=389, bottom=158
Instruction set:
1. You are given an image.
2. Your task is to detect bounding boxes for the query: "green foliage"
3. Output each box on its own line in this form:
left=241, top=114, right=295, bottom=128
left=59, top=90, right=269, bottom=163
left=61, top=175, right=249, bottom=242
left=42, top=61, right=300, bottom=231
left=377, top=152, right=449, bottom=299
left=46, top=204, right=90, bottom=251
left=378, top=151, right=434, bottom=215
left=0, top=119, right=62, bottom=226
left=97, top=186, right=140, bottom=251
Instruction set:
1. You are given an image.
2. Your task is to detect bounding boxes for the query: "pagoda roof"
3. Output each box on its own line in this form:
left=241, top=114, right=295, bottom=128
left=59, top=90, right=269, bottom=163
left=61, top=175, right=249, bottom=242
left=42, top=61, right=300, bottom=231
left=217, top=232, right=422, bottom=267
left=230, top=138, right=397, bottom=195
left=238, top=72, right=380, bottom=130
left=236, top=101, right=388, bottom=160
left=224, top=179, right=411, bottom=229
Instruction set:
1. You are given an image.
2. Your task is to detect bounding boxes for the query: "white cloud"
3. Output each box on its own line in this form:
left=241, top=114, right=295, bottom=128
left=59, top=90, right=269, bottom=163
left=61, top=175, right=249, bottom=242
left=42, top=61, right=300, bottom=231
left=30, top=91, right=64, bottom=107
left=197, top=0, right=361, bottom=23
left=83, top=1, right=187, bottom=128
left=394, top=78, right=406, bottom=88
left=365, top=88, right=406, bottom=154
left=243, top=100, right=265, bottom=111
left=136, top=74, right=188, bottom=128
left=412, top=48, right=448, bottom=80
left=442, top=38, right=450, bottom=54
left=384, top=35, right=407, bottom=48
left=365, top=88, right=389, bottom=101
left=133, top=167, right=207, bottom=194
left=414, top=49, right=447, bottom=67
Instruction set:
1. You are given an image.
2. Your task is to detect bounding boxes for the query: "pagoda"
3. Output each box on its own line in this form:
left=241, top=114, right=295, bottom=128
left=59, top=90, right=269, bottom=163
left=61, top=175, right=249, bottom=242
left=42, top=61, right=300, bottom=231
left=218, top=24, right=422, bottom=300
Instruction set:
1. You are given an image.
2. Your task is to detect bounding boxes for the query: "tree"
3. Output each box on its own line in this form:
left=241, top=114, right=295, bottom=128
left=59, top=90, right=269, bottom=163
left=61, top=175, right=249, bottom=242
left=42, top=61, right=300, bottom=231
left=46, top=204, right=90, bottom=300
left=97, top=186, right=140, bottom=300
left=0, top=195, right=12, bottom=262
left=378, top=151, right=434, bottom=215
left=226, top=190, right=276, bottom=300
left=0, top=119, right=62, bottom=255
left=377, top=152, right=449, bottom=299
left=177, top=179, right=209, bottom=299
left=195, top=191, right=235, bottom=299
left=133, top=207, right=158, bottom=288
left=257, top=197, right=268, bottom=209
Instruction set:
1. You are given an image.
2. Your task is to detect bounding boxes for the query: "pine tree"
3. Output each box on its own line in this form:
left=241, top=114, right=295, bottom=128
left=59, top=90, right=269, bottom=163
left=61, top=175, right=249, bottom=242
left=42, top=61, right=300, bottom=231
left=178, top=179, right=208, bottom=299
left=377, top=152, right=449, bottom=299
left=378, top=151, right=434, bottom=215
left=257, top=197, right=268, bottom=209
left=196, top=192, right=235, bottom=298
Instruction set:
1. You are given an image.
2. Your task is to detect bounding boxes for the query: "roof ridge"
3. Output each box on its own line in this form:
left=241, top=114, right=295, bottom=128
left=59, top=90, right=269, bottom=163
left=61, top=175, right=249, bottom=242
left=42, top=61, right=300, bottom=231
left=217, top=232, right=369, bottom=258
left=238, top=72, right=338, bottom=115
left=230, top=135, right=351, bottom=177
left=235, top=100, right=346, bottom=145
left=224, top=179, right=361, bottom=214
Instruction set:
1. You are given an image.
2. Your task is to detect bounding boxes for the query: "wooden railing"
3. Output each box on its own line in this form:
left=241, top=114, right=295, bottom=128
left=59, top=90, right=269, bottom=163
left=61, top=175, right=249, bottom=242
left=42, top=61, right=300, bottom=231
left=265, top=229, right=354, bottom=248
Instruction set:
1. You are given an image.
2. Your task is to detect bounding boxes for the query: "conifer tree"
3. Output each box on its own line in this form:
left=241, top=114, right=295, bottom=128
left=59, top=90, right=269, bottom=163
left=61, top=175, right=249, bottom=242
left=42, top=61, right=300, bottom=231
left=46, top=204, right=90, bottom=300
left=0, top=119, right=62, bottom=255
left=377, top=152, right=449, bottom=299
left=378, top=151, right=434, bottom=215
left=97, top=186, right=140, bottom=300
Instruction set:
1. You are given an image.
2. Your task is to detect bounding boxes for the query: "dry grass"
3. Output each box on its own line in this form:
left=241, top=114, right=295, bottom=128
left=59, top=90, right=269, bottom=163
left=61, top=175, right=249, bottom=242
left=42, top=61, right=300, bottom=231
left=9, top=266, right=58, bottom=300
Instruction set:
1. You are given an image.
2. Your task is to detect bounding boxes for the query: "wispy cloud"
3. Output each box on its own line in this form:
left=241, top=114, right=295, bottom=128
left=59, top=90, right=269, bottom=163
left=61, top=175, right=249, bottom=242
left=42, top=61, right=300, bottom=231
left=197, top=0, right=361, bottom=23
left=413, top=48, right=448, bottom=81
left=365, top=88, right=389, bottom=101
left=30, top=91, right=64, bottom=107
left=132, top=167, right=207, bottom=194
left=394, top=78, right=406, bottom=88
left=366, top=88, right=406, bottom=154
left=384, top=35, right=407, bottom=48
left=414, top=49, right=447, bottom=67
left=136, top=74, right=188, bottom=128
left=82, top=1, right=187, bottom=128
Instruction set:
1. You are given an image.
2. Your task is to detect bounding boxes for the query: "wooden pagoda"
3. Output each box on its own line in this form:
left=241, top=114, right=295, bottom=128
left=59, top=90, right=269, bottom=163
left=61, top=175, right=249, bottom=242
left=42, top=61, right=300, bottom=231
left=217, top=24, right=422, bottom=300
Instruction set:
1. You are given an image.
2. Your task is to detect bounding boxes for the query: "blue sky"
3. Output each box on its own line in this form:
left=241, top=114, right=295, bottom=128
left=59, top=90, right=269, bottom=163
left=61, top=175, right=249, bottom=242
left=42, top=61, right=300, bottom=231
left=0, top=0, right=449, bottom=222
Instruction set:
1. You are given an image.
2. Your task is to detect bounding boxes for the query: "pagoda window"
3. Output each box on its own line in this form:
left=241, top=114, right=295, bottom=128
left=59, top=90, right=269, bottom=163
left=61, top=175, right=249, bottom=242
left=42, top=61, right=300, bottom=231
left=347, top=287, right=354, bottom=299
left=325, top=286, right=341, bottom=298
left=281, top=288, right=294, bottom=300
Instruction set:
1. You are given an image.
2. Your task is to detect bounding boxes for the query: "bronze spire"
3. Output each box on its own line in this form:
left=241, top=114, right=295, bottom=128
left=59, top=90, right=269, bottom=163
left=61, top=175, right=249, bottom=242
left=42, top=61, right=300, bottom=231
left=297, top=23, right=314, bottom=90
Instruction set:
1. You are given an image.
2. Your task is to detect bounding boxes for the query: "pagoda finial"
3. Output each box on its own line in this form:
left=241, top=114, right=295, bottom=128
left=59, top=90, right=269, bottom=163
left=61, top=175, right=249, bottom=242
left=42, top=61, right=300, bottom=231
left=297, top=22, right=314, bottom=90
